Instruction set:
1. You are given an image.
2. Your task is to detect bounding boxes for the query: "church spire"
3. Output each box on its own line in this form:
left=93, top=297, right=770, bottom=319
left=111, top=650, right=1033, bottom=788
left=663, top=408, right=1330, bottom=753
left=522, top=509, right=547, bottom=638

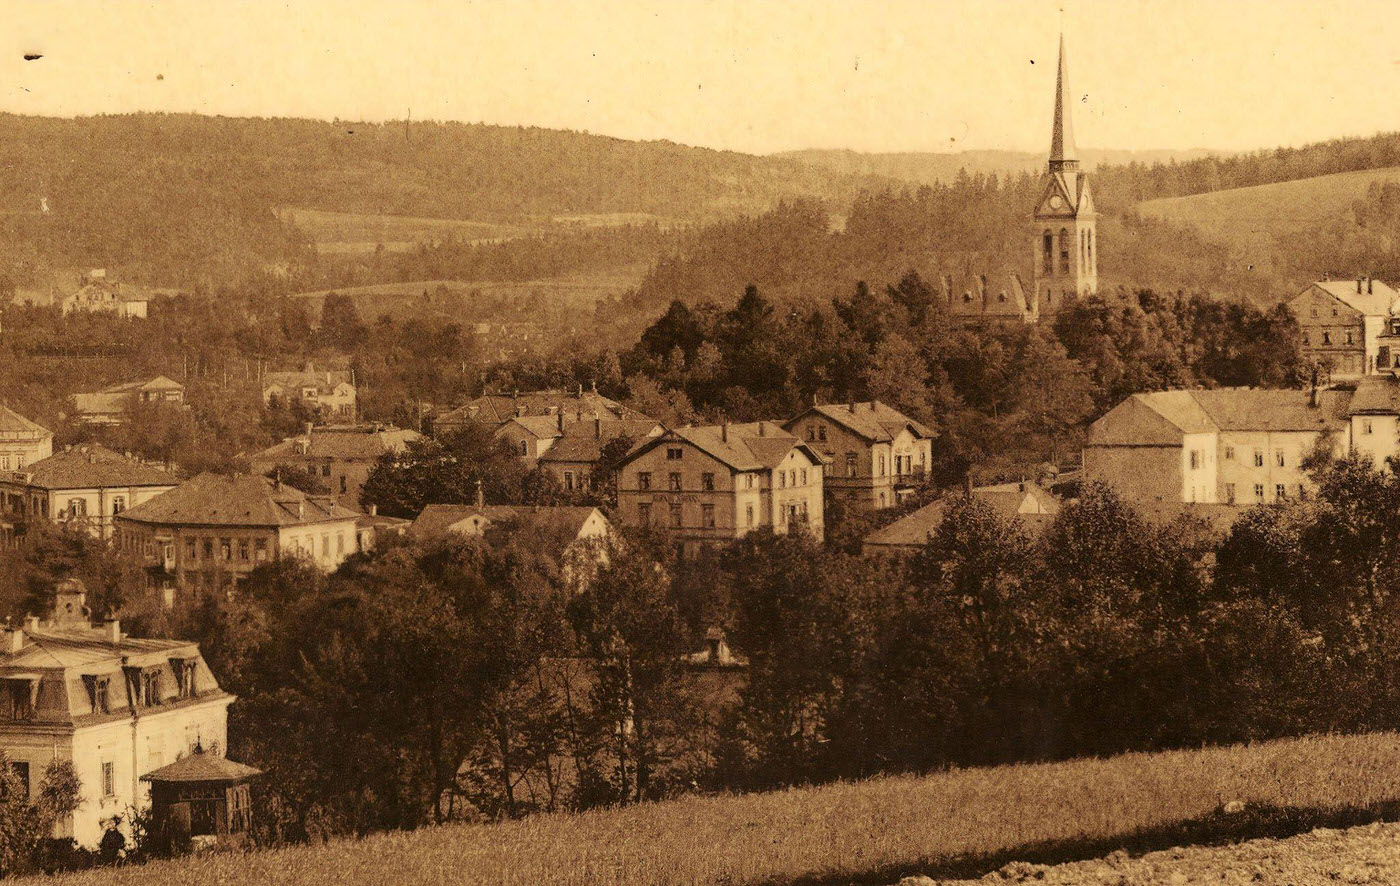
left=1048, top=33, right=1078, bottom=171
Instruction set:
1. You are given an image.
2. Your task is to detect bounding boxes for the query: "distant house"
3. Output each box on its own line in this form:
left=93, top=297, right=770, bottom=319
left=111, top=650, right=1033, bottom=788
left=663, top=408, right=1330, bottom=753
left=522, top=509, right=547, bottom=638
left=433, top=384, right=643, bottom=437
left=58, top=269, right=149, bottom=320
left=862, top=481, right=1059, bottom=556
left=1288, top=277, right=1400, bottom=377
left=247, top=423, right=421, bottom=509
left=0, top=444, right=177, bottom=541
left=262, top=365, right=356, bottom=419
left=0, top=579, right=238, bottom=849
left=72, top=376, right=186, bottom=425
left=615, top=422, right=827, bottom=554
left=784, top=401, right=934, bottom=510
left=0, top=407, right=53, bottom=473
left=536, top=418, right=665, bottom=492
left=114, top=473, right=362, bottom=597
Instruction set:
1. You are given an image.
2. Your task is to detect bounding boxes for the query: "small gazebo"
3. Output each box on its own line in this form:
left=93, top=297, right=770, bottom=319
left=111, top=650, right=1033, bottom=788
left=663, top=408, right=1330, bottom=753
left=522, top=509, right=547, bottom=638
left=140, top=746, right=261, bottom=852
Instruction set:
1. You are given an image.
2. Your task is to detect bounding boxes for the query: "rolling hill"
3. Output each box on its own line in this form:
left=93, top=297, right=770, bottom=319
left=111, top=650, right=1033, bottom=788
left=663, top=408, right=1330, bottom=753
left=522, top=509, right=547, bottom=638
left=779, top=147, right=1226, bottom=187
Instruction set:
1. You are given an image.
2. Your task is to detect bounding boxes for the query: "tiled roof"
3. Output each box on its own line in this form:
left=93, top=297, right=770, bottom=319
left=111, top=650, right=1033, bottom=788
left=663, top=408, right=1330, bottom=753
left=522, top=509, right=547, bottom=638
left=410, top=503, right=602, bottom=541
left=942, top=273, right=1035, bottom=319
left=3, top=626, right=196, bottom=670
left=21, top=445, right=175, bottom=490
left=439, top=388, right=636, bottom=427
left=628, top=422, right=823, bottom=472
left=263, top=370, right=353, bottom=395
left=793, top=401, right=934, bottom=443
left=1348, top=376, right=1400, bottom=414
left=116, top=472, right=358, bottom=527
left=251, top=425, right=420, bottom=462
left=864, top=483, right=1059, bottom=549
left=140, top=750, right=261, bottom=783
left=99, top=376, right=184, bottom=395
left=1089, top=389, right=1347, bottom=445
left=0, top=406, right=50, bottom=438
left=1304, top=280, right=1400, bottom=317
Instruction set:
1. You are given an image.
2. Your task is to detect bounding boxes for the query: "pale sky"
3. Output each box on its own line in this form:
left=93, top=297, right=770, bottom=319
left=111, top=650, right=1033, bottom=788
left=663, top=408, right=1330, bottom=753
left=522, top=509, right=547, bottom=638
left=0, top=0, right=1397, bottom=156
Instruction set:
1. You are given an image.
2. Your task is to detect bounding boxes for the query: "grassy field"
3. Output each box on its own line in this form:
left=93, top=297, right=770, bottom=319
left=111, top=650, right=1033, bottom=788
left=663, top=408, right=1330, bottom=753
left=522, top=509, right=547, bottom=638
left=280, top=208, right=527, bottom=254
left=1135, top=166, right=1400, bottom=260
left=34, top=732, right=1400, bottom=886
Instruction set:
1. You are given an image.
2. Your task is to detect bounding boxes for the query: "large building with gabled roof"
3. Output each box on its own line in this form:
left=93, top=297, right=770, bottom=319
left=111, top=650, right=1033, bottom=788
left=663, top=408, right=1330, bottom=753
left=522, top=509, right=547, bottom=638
left=1287, top=277, right=1400, bottom=378
left=784, top=400, right=934, bottom=510
left=0, top=444, right=177, bottom=541
left=615, top=421, right=826, bottom=553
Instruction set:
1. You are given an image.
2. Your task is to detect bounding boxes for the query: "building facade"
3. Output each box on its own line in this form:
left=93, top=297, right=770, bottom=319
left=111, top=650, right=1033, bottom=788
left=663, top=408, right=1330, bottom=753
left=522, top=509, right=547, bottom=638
left=114, top=473, right=361, bottom=596
left=1287, top=278, right=1400, bottom=378
left=0, top=444, right=177, bottom=540
left=58, top=270, right=150, bottom=320
left=0, top=407, right=53, bottom=473
left=248, top=423, right=421, bottom=510
left=262, top=367, right=356, bottom=419
left=783, top=401, right=934, bottom=510
left=0, top=581, right=235, bottom=849
left=615, top=422, right=826, bottom=553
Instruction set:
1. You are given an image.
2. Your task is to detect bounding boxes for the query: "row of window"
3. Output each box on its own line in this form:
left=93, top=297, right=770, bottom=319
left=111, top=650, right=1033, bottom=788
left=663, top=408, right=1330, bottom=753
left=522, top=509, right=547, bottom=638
left=638, top=502, right=722, bottom=530
left=1223, top=483, right=1307, bottom=504
left=1219, top=445, right=1290, bottom=468
left=1304, top=330, right=1353, bottom=346
left=0, top=454, right=27, bottom=471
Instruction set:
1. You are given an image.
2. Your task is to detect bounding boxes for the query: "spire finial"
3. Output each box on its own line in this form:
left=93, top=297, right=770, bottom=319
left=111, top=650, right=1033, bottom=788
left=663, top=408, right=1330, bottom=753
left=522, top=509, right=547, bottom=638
left=1049, top=32, right=1079, bottom=171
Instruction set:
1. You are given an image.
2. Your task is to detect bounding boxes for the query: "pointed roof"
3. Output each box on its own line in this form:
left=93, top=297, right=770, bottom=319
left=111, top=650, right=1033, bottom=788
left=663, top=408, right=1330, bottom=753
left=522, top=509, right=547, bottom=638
left=21, top=444, right=175, bottom=490
left=0, top=406, right=51, bottom=440
left=1049, top=33, right=1078, bottom=170
left=116, top=472, right=359, bottom=527
left=140, top=749, right=262, bottom=784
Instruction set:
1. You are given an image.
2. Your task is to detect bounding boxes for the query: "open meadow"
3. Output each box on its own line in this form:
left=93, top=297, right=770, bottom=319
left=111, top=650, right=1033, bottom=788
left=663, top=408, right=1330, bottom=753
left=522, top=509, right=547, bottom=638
left=280, top=208, right=528, bottom=254
left=32, top=732, right=1400, bottom=886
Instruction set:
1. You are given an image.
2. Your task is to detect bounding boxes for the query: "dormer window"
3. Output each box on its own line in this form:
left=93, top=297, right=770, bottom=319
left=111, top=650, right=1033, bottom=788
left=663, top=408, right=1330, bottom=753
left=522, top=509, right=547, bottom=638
left=3, top=677, right=36, bottom=721
left=171, top=658, right=198, bottom=699
left=83, top=675, right=111, bottom=714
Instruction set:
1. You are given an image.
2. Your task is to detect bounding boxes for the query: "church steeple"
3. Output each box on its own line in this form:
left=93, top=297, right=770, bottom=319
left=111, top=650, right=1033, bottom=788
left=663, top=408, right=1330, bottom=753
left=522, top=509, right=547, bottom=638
left=1048, top=33, right=1078, bottom=172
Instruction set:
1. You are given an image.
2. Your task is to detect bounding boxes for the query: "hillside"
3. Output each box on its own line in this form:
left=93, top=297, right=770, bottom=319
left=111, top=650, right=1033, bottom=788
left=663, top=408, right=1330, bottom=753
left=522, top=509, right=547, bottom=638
left=33, top=732, right=1400, bottom=886
left=1136, top=166, right=1400, bottom=261
left=779, top=147, right=1226, bottom=187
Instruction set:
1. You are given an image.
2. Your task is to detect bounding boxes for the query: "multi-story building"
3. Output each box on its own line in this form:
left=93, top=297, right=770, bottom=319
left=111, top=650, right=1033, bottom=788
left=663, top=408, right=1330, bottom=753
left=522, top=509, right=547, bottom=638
left=615, top=421, right=826, bottom=554
left=0, top=444, right=177, bottom=540
left=1287, top=277, right=1400, bottom=378
left=783, top=401, right=934, bottom=510
left=0, top=579, right=237, bottom=848
left=247, top=423, right=421, bottom=510
left=72, top=376, right=185, bottom=425
left=0, top=407, right=52, bottom=472
left=262, top=366, right=356, bottom=419
left=1084, top=388, right=1352, bottom=506
left=114, top=472, right=360, bottom=596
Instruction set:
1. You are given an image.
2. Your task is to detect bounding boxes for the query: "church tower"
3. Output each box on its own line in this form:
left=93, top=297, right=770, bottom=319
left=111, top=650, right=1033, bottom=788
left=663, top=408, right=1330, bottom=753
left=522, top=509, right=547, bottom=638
left=1033, top=34, right=1097, bottom=314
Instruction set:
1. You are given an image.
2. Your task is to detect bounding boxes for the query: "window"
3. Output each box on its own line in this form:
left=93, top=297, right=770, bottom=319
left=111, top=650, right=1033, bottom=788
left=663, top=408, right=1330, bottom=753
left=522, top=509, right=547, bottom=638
left=186, top=538, right=197, bottom=560
left=1042, top=230, right=1053, bottom=272
left=85, top=676, right=110, bottom=714
left=564, top=471, right=575, bottom=490
left=800, top=469, right=808, bottom=485
left=1275, top=450, right=1285, bottom=468
left=669, top=503, right=683, bottom=528
left=1225, top=483, right=1236, bottom=504
left=1365, top=420, right=1374, bottom=435
left=1276, top=484, right=1287, bottom=500
left=638, top=472, right=651, bottom=491
left=668, top=472, right=682, bottom=491
left=637, top=503, right=651, bottom=526
left=701, top=504, right=715, bottom=528
left=1189, top=450, right=1199, bottom=469
left=817, top=426, right=827, bottom=442
left=745, top=474, right=755, bottom=489
left=321, top=534, right=330, bottom=557
left=238, top=538, right=250, bottom=561
left=779, top=472, right=786, bottom=489
left=746, top=504, right=754, bottom=528
left=1299, top=484, right=1308, bottom=500
left=203, top=540, right=214, bottom=559
left=340, top=476, right=348, bottom=494
left=0, top=457, right=8, bottom=471
left=337, top=533, right=345, bottom=555
left=67, top=498, right=86, bottom=517
left=11, top=456, right=19, bottom=470
left=1346, top=331, right=1354, bottom=345
left=220, top=538, right=231, bottom=560
left=667, top=447, right=684, bottom=460
left=142, top=670, right=161, bottom=706
left=1392, top=318, right=1400, bottom=336
left=1254, top=483, right=1265, bottom=500
left=1059, top=228, right=1070, bottom=272
left=1332, top=308, right=1338, bottom=316
left=806, top=427, right=815, bottom=441
left=846, top=453, right=858, bottom=478
left=701, top=472, right=715, bottom=491
left=112, top=496, right=125, bottom=515
left=4, top=681, right=31, bottom=721
left=174, top=659, right=197, bottom=699
left=519, top=440, right=528, bottom=456
left=1253, top=450, right=1264, bottom=467
left=878, top=455, right=886, bottom=477
left=254, top=538, right=268, bottom=561
left=1323, top=331, right=1331, bottom=345
left=1224, top=445, right=1235, bottom=460
left=101, top=761, right=115, bottom=799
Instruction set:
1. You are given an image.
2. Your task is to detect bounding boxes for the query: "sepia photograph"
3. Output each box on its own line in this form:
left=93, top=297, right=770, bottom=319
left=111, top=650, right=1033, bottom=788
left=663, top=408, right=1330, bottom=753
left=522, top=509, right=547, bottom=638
left=0, top=0, right=1397, bottom=882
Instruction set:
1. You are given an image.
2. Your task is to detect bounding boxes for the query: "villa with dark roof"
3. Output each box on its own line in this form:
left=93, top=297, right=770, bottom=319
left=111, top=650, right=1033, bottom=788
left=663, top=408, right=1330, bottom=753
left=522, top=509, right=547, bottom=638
left=114, top=473, right=361, bottom=595
left=72, top=376, right=185, bottom=425
left=784, top=401, right=934, bottom=510
left=0, top=444, right=176, bottom=540
left=615, top=421, right=826, bottom=553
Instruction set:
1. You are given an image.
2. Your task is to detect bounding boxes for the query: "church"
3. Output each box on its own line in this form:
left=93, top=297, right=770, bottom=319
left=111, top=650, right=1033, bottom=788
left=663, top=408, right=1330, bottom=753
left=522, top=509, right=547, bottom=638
left=948, top=34, right=1099, bottom=326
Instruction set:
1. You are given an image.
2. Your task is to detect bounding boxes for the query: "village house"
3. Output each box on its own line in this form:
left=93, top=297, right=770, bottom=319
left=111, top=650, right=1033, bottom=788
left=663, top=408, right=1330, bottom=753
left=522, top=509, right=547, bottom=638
left=262, top=366, right=356, bottom=419
left=0, top=579, right=238, bottom=849
left=1287, top=277, right=1400, bottom=378
left=0, top=444, right=176, bottom=541
left=0, top=407, right=53, bottom=472
left=615, top=422, right=826, bottom=554
left=247, top=422, right=421, bottom=509
left=432, top=384, right=644, bottom=437
left=1083, top=388, right=1352, bottom=506
left=862, top=481, right=1059, bottom=556
left=114, top=472, right=361, bottom=597
left=58, top=269, right=150, bottom=320
left=784, top=400, right=934, bottom=510
left=72, top=376, right=186, bottom=425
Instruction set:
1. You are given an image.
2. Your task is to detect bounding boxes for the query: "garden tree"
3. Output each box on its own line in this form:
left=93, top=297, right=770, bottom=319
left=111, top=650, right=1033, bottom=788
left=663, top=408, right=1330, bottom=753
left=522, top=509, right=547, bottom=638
left=621, top=374, right=696, bottom=427
left=262, top=463, right=331, bottom=496
left=567, top=543, right=696, bottom=805
left=0, top=755, right=81, bottom=877
left=1002, top=328, right=1095, bottom=466
left=587, top=434, right=637, bottom=508
left=0, top=520, right=145, bottom=621
left=718, top=530, right=853, bottom=786
left=359, top=424, right=529, bottom=517
left=318, top=292, right=369, bottom=351
left=1213, top=502, right=1311, bottom=613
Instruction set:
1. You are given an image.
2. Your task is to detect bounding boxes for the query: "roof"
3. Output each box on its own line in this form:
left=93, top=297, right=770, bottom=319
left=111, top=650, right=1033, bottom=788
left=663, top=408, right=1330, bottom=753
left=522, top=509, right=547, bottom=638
left=626, top=422, right=825, bottom=473
left=18, top=445, right=175, bottom=490
left=140, top=750, right=262, bottom=784
left=790, top=401, right=935, bottom=443
left=1297, top=280, right=1400, bottom=317
left=1049, top=33, right=1076, bottom=164
left=263, top=370, right=354, bottom=395
left=116, top=472, right=359, bottom=527
left=1348, top=375, right=1400, bottom=414
left=1089, top=389, right=1348, bottom=445
left=0, top=406, right=50, bottom=439
left=98, top=376, right=184, bottom=395
left=410, top=503, right=603, bottom=541
left=250, top=425, right=421, bottom=462
left=3, top=626, right=197, bottom=670
left=536, top=419, right=663, bottom=464
left=864, top=482, right=1060, bottom=549
left=437, top=388, right=643, bottom=427
left=942, top=273, right=1036, bottom=320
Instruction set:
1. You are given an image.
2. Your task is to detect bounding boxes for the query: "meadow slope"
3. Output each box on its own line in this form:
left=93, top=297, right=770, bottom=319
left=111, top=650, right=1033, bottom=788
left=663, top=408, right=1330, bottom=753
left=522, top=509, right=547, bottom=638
left=34, top=732, right=1400, bottom=886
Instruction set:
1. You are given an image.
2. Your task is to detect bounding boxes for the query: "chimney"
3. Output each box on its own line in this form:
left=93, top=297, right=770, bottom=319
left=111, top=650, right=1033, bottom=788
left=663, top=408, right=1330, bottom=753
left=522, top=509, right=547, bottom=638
left=475, top=478, right=484, bottom=509
left=305, top=421, right=314, bottom=438
left=1358, top=278, right=1364, bottom=294
left=5, top=628, right=21, bottom=654
left=104, top=616, right=121, bottom=644
left=369, top=503, right=378, bottom=516
left=296, top=501, right=305, bottom=520
left=558, top=412, right=565, bottom=433
left=721, top=423, right=729, bottom=443
left=595, top=417, right=602, bottom=439
left=325, top=371, right=331, bottom=384
left=591, top=380, right=598, bottom=394
left=980, top=275, right=989, bottom=310
left=758, top=423, right=766, bottom=437
left=1369, top=278, right=1374, bottom=295
left=577, top=382, right=583, bottom=397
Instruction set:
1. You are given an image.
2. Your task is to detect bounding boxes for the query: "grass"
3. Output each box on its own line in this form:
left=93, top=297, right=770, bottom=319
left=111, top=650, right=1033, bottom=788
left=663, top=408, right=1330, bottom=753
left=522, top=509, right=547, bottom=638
left=1135, top=165, right=1400, bottom=260
left=280, top=208, right=527, bottom=254
left=33, top=732, right=1400, bottom=886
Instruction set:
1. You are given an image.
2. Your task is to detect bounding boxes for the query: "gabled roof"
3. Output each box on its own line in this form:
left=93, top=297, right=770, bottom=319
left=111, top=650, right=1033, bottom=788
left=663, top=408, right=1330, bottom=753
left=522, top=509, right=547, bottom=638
left=410, top=503, right=604, bottom=542
left=537, top=419, right=663, bottom=464
left=788, top=401, right=934, bottom=443
left=263, top=370, right=354, bottom=395
left=3, top=626, right=197, bottom=670
left=141, top=750, right=261, bottom=784
left=98, top=376, right=184, bottom=395
left=864, top=482, right=1059, bottom=549
left=625, top=422, right=826, bottom=473
left=0, top=406, right=51, bottom=439
left=1349, top=375, right=1400, bottom=414
left=1088, top=392, right=1216, bottom=445
left=19, top=445, right=175, bottom=490
left=439, top=388, right=638, bottom=427
left=250, top=425, right=420, bottom=462
left=1089, top=389, right=1350, bottom=445
left=1296, top=280, right=1400, bottom=317
left=116, top=473, right=358, bottom=527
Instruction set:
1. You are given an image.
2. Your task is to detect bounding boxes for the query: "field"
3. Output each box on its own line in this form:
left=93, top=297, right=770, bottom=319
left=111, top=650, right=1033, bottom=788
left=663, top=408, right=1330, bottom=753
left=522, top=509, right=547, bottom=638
left=1135, top=166, right=1400, bottom=261
left=280, top=208, right=527, bottom=255
left=35, top=732, right=1400, bottom=886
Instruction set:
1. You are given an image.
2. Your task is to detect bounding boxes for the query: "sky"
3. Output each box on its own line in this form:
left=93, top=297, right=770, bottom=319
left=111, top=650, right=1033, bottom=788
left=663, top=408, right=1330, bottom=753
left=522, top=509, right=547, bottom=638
left=0, top=0, right=1398, bottom=157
